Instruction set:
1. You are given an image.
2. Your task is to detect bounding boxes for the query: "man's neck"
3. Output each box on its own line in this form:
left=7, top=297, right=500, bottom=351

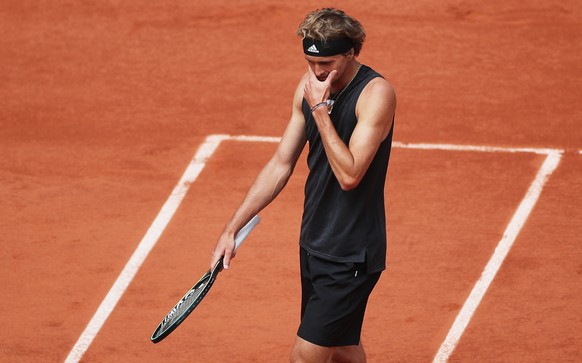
left=331, top=61, right=361, bottom=95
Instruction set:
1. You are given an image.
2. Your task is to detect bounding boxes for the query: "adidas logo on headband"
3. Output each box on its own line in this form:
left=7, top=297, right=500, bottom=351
left=302, top=37, right=354, bottom=57
left=307, top=44, right=319, bottom=53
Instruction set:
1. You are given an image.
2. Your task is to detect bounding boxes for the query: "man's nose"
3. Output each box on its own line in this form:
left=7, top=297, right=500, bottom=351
left=314, top=64, right=326, bottom=77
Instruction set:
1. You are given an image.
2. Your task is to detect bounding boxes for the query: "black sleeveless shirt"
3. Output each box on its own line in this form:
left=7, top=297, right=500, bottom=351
left=300, top=65, right=393, bottom=273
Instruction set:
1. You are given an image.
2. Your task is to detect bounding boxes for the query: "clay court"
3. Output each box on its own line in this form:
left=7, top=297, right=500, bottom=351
left=1, top=1, right=581, bottom=362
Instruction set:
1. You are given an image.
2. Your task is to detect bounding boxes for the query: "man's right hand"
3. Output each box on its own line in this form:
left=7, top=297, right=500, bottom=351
left=210, top=230, right=236, bottom=270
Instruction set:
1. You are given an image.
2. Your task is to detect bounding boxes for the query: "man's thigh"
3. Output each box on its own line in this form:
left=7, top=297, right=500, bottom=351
left=298, top=248, right=381, bottom=347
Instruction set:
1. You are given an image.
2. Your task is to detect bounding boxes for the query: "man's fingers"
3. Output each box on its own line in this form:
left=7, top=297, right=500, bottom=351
left=210, top=232, right=237, bottom=270
left=210, top=246, right=235, bottom=270
left=322, top=70, right=337, bottom=101
left=223, top=247, right=234, bottom=270
left=210, top=250, right=221, bottom=270
left=327, top=70, right=338, bottom=85
left=305, top=66, right=337, bottom=106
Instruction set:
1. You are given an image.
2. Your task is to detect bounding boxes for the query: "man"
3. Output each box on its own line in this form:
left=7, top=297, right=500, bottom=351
left=210, top=8, right=396, bottom=363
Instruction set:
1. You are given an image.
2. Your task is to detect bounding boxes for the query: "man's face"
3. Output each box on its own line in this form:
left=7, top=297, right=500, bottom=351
left=304, top=53, right=350, bottom=83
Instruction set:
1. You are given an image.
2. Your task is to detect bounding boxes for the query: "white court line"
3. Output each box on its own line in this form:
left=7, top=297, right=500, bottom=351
left=228, top=135, right=282, bottom=143
left=64, top=134, right=228, bottom=363
left=432, top=150, right=562, bottom=362
left=228, top=137, right=565, bottom=156
left=64, top=134, right=564, bottom=362
left=392, top=141, right=560, bottom=155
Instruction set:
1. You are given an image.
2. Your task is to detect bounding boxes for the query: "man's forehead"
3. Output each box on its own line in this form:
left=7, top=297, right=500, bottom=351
left=304, top=54, right=341, bottom=63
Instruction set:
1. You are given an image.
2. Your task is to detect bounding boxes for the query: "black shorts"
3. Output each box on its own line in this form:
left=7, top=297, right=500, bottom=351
left=297, top=247, right=381, bottom=347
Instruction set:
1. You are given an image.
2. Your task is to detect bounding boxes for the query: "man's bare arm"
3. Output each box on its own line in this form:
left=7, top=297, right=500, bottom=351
left=210, top=79, right=308, bottom=269
left=305, top=66, right=396, bottom=191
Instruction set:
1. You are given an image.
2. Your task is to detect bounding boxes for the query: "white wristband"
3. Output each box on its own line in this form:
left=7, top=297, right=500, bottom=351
left=310, top=99, right=334, bottom=113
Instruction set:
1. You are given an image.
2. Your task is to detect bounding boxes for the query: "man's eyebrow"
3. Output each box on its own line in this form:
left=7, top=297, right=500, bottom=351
left=305, top=57, right=333, bottom=63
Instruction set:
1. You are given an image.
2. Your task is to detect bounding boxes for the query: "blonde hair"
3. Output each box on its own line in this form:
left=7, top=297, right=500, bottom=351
left=296, top=8, right=366, bottom=56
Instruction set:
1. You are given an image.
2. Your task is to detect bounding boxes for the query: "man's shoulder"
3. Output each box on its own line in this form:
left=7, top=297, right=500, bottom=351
left=361, top=75, right=396, bottom=104
left=359, top=65, right=394, bottom=96
left=355, top=67, right=397, bottom=126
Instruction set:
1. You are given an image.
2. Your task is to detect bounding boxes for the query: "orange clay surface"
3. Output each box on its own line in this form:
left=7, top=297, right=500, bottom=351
left=1, top=1, right=581, bottom=362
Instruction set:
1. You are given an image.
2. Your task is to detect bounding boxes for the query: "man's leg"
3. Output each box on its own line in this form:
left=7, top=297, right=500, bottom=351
left=290, top=336, right=334, bottom=363
left=295, top=249, right=380, bottom=362
left=290, top=337, right=367, bottom=363
left=331, top=342, right=366, bottom=363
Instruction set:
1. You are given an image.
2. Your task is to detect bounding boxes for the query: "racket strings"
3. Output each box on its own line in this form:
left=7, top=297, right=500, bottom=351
left=162, top=282, right=207, bottom=328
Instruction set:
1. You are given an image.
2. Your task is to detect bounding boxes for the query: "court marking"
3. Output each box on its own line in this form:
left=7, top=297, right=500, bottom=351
left=432, top=149, right=562, bottom=362
left=64, top=135, right=226, bottom=363
left=64, top=134, right=563, bottom=362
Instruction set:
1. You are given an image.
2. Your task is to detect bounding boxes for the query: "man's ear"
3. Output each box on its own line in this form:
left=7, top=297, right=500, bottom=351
left=344, top=49, right=355, bottom=61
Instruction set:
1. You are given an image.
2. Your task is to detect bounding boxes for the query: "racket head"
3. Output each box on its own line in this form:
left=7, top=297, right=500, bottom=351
left=150, top=259, right=223, bottom=343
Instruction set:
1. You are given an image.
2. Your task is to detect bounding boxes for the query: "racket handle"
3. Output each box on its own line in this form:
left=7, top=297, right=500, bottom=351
left=234, top=215, right=261, bottom=251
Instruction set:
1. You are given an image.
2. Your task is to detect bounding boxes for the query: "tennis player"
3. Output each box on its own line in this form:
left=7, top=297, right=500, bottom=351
left=211, top=8, right=396, bottom=363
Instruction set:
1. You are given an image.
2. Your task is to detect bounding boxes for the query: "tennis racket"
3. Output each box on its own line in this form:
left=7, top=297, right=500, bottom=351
left=150, top=215, right=261, bottom=343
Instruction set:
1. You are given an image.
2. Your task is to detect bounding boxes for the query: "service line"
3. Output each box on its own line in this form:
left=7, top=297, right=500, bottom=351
left=64, top=134, right=564, bottom=363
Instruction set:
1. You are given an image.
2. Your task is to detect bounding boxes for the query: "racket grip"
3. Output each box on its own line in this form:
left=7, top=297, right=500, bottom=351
left=234, top=215, right=261, bottom=251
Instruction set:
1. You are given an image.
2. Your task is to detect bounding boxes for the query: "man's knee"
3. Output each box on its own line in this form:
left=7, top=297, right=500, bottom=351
left=331, top=343, right=366, bottom=363
left=290, top=336, right=334, bottom=363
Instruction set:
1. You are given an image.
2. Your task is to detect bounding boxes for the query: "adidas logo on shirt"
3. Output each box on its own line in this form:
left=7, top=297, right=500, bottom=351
left=307, top=44, right=319, bottom=53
